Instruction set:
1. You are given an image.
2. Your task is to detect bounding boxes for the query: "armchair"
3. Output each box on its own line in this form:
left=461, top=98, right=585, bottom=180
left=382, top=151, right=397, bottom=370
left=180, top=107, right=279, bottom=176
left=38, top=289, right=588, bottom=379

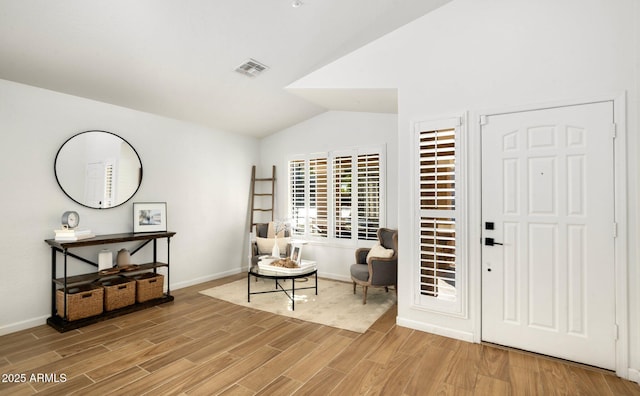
left=250, top=222, right=291, bottom=266
left=350, top=228, right=398, bottom=304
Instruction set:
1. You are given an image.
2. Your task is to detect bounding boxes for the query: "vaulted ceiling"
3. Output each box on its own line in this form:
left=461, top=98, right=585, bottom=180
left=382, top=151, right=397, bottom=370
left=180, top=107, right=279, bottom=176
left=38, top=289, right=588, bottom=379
left=0, top=0, right=450, bottom=137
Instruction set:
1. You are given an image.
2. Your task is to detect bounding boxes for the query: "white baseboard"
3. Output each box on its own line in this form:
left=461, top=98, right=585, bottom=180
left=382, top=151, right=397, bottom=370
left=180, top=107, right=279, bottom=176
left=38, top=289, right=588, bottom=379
left=396, top=316, right=475, bottom=343
left=170, top=268, right=244, bottom=290
left=0, top=315, right=48, bottom=336
left=628, top=368, right=640, bottom=384
left=317, top=271, right=351, bottom=283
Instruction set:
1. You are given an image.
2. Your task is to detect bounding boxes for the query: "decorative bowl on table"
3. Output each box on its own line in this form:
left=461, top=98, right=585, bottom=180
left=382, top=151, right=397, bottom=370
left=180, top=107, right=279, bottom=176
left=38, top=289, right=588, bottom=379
left=257, top=258, right=316, bottom=274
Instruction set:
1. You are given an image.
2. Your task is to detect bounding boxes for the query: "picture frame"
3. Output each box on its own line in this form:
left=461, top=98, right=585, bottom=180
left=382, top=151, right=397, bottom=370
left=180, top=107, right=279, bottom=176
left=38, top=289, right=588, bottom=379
left=133, top=202, right=167, bottom=233
left=290, top=245, right=302, bottom=264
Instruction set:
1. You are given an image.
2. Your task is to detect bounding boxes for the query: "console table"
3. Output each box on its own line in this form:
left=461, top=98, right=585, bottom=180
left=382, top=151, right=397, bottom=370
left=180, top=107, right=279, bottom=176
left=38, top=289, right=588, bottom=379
left=44, top=231, right=176, bottom=332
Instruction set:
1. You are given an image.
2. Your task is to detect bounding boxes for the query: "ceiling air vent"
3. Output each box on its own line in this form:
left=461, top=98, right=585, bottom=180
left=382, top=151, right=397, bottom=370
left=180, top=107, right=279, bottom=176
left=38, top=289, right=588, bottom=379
left=235, top=58, right=269, bottom=77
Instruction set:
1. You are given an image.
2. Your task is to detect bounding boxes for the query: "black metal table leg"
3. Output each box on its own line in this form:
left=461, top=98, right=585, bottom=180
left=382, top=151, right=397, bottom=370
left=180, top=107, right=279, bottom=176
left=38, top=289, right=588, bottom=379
left=51, top=247, right=56, bottom=317
left=247, top=269, right=317, bottom=312
left=166, top=237, right=171, bottom=294
left=63, top=249, right=68, bottom=319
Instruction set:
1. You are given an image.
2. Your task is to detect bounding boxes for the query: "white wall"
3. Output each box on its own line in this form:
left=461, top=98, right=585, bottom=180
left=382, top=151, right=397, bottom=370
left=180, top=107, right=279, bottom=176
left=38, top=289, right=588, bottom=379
left=0, top=79, right=258, bottom=334
left=288, top=0, right=640, bottom=379
left=258, top=110, right=398, bottom=281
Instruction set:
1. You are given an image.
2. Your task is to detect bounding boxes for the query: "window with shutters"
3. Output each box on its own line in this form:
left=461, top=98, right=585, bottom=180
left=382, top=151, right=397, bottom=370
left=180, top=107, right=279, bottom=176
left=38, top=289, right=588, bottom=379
left=308, top=157, right=328, bottom=237
left=333, top=155, right=353, bottom=239
left=103, top=162, right=114, bottom=208
left=414, top=117, right=465, bottom=314
left=289, top=147, right=384, bottom=242
left=357, top=153, right=381, bottom=240
left=289, top=159, right=306, bottom=235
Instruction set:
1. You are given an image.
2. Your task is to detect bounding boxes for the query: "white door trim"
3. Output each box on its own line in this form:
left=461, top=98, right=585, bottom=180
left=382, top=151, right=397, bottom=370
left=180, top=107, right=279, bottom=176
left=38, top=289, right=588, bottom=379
left=470, top=94, right=628, bottom=378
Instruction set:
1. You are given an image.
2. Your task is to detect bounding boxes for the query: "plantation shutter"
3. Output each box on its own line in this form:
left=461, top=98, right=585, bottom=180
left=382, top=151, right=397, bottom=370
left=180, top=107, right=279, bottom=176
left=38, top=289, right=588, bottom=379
left=289, top=159, right=306, bottom=235
left=288, top=146, right=385, bottom=241
left=357, top=153, right=380, bottom=240
left=420, top=218, right=456, bottom=298
left=308, top=157, right=328, bottom=237
left=418, top=127, right=457, bottom=301
left=103, top=162, right=114, bottom=208
left=333, top=155, right=352, bottom=239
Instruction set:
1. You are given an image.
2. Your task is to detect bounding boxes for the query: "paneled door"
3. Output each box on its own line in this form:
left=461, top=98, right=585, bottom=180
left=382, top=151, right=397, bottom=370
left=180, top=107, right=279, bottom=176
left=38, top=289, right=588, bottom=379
left=481, top=102, right=616, bottom=370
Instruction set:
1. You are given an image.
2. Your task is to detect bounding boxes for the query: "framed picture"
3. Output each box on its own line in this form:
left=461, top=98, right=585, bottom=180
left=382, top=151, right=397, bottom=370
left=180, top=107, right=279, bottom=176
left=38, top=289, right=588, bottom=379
left=290, top=245, right=302, bottom=264
left=133, top=202, right=167, bottom=233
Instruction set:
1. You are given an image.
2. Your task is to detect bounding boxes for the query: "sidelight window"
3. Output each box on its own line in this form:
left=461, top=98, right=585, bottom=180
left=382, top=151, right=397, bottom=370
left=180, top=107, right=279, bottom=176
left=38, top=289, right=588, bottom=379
left=414, top=117, right=465, bottom=314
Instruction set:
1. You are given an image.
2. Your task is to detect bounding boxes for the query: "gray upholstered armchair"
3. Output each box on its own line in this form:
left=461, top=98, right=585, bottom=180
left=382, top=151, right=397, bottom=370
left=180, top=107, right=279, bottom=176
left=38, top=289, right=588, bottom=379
left=250, top=222, right=291, bottom=266
left=350, top=228, right=398, bottom=304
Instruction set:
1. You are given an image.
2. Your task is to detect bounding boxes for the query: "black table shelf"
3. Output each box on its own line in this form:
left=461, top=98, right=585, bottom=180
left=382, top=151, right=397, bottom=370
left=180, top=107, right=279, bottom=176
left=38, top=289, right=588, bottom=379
left=45, top=231, right=176, bottom=332
left=52, top=262, right=169, bottom=287
left=45, top=231, right=176, bottom=249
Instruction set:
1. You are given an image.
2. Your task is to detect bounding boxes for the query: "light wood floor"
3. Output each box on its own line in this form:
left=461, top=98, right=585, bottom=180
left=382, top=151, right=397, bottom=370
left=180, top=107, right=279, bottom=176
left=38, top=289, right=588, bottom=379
left=1, top=274, right=639, bottom=395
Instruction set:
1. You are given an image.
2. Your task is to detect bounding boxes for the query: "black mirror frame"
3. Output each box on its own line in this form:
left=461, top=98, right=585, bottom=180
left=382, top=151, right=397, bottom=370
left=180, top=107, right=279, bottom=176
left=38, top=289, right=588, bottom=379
left=54, top=130, right=143, bottom=209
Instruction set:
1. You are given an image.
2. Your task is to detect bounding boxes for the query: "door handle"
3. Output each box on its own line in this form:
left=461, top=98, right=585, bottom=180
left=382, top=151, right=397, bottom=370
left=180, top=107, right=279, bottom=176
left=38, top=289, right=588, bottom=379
left=484, top=237, right=503, bottom=246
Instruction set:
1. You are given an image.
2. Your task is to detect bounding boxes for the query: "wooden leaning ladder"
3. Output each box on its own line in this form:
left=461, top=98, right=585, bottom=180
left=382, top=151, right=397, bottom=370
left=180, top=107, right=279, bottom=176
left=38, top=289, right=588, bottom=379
left=249, top=165, right=275, bottom=229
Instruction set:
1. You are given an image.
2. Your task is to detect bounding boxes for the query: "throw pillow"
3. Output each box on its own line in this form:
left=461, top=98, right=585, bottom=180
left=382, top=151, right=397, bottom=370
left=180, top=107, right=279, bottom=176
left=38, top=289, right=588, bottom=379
left=266, top=222, right=285, bottom=238
left=366, top=243, right=395, bottom=262
left=256, top=237, right=290, bottom=255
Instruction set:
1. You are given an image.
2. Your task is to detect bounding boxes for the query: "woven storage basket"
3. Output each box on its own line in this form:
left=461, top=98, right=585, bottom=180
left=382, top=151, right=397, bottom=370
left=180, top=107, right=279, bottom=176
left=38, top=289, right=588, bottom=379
left=100, top=277, right=136, bottom=311
left=132, top=273, right=164, bottom=302
left=56, top=284, right=104, bottom=321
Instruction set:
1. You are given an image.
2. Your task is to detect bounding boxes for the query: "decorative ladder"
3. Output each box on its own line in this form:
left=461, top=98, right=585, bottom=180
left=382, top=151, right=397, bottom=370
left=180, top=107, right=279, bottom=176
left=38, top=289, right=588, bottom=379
left=249, top=165, right=275, bottom=229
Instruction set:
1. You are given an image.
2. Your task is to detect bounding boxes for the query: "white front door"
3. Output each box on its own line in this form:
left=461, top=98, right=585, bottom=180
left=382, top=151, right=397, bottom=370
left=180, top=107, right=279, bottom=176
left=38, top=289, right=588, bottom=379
left=481, top=102, right=616, bottom=370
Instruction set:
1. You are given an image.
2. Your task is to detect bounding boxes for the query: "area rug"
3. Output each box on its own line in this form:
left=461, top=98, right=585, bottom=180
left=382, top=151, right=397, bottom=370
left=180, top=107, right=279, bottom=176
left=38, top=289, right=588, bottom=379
left=199, top=277, right=396, bottom=333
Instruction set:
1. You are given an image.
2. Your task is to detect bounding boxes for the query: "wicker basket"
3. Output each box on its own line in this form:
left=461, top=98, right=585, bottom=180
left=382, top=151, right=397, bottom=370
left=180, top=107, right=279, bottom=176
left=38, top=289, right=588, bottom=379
left=100, top=277, right=136, bottom=311
left=56, top=284, right=104, bottom=321
left=131, top=273, right=164, bottom=302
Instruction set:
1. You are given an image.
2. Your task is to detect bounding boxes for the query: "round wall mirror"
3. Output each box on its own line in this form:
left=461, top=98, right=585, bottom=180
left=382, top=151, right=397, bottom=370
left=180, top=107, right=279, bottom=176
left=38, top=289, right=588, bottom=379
left=54, top=130, right=143, bottom=209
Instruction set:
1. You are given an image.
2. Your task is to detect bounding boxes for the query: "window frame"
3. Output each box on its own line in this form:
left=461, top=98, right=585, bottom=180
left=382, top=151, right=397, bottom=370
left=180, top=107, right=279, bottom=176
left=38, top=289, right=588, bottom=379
left=288, top=145, right=386, bottom=244
left=412, top=116, right=467, bottom=317
left=288, top=157, right=308, bottom=236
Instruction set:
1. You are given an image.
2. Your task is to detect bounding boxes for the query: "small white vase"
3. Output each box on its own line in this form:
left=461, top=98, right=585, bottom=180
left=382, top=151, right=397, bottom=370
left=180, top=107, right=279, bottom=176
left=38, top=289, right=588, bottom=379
left=272, top=236, right=280, bottom=257
left=98, top=249, right=113, bottom=271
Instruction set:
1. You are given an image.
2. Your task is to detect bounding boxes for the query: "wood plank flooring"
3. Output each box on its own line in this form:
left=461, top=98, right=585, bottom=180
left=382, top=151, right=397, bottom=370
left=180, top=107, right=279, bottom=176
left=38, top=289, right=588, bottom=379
left=1, top=274, right=639, bottom=395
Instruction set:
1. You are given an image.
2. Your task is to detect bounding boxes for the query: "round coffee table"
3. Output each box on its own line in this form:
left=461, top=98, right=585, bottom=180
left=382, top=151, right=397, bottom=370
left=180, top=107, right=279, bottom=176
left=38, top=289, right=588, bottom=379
left=248, top=264, right=317, bottom=310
